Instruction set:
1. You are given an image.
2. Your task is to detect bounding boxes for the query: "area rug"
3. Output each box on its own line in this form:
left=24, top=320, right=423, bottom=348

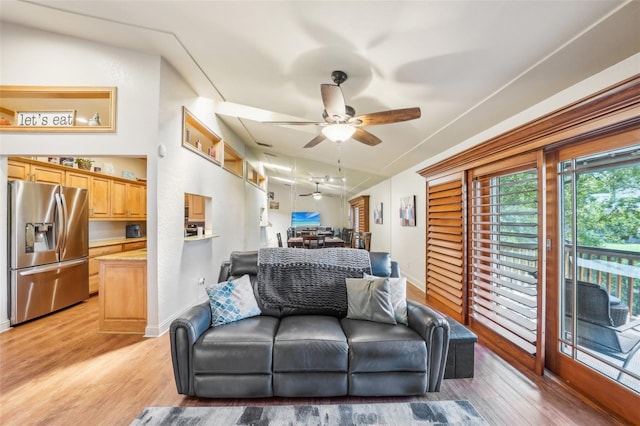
left=131, top=401, right=487, bottom=425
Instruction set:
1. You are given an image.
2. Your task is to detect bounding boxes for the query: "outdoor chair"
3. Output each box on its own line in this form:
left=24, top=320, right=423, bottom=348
left=565, top=280, right=640, bottom=379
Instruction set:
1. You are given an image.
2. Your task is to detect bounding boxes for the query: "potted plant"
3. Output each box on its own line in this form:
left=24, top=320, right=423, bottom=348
left=74, top=158, right=94, bottom=170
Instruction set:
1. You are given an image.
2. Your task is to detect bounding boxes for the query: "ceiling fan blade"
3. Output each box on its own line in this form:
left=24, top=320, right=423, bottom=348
left=321, top=84, right=346, bottom=121
left=352, top=127, right=382, bottom=146
left=303, top=133, right=326, bottom=148
left=353, top=107, right=421, bottom=126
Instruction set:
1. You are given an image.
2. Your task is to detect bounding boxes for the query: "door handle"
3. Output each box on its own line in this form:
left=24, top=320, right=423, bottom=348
left=19, top=258, right=87, bottom=276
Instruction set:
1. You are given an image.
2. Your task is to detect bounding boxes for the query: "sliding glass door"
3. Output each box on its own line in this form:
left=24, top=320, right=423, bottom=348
left=559, top=144, right=640, bottom=394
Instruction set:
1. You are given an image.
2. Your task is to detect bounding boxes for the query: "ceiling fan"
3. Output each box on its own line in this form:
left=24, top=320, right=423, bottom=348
left=299, top=182, right=333, bottom=200
left=264, top=70, right=421, bottom=148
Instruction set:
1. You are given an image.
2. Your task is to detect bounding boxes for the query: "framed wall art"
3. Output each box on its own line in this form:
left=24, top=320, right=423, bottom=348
left=399, top=195, right=416, bottom=226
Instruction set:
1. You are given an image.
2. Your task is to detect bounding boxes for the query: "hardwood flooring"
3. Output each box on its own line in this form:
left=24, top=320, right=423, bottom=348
left=0, top=289, right=627, bottom=426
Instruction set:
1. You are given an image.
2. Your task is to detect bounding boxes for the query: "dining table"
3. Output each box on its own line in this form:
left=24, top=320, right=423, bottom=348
left=287, top=236, right=346, bottom=248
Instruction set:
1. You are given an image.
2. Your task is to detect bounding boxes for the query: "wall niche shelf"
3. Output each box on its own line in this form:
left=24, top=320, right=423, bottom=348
left=0, top=85, right=116, bottom=132
left=182, top=106, right=222, bottom=165
left=222, top=142, right=243, bottom=177
left=246, top=162, right=267, bottom=191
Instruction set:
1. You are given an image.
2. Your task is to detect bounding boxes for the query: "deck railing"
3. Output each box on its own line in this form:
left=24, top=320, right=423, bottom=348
left=569, top=245, right=640, bottom=319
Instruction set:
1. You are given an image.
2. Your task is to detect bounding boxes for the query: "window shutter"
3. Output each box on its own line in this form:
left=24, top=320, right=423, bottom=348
left=426, top=173, right=466, bottom=322
left=470, top=168, right=539, bottom=355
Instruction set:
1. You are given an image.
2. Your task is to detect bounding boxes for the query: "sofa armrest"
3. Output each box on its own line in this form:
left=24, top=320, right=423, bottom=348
left=169, top=301, right=211, bottom=395
left=407, top=300, right=450, bottom=392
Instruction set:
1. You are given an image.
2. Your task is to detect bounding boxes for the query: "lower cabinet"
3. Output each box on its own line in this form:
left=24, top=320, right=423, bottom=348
left=88, top=240, right=146, bottom=294
left=98, top=252, right=147, bottom=334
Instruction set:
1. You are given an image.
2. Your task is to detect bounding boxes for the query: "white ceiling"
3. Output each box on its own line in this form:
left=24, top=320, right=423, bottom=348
left=2, top=0, right=639, bottom=196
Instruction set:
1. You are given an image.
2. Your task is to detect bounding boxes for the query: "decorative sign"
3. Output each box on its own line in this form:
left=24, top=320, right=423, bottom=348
left=16, top=110, right=75, bottom=127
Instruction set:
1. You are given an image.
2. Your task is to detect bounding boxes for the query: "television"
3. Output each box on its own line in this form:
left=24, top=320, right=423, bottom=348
left=291, top=211, right=321, bottom=228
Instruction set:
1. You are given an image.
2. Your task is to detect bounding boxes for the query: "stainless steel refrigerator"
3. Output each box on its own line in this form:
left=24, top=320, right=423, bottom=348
left=8, top=180, right=89, bottom=325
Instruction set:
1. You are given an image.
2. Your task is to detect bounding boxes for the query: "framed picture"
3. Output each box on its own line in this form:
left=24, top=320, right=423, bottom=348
left=268, top=191, right=275, bottom=200
left=374, top=202, right=383, bottom=224
left=60, top=157, right=74, bottom=167
left=399, top=195, right=416, bottom=226
left=269, top=201, right=279, bottom=210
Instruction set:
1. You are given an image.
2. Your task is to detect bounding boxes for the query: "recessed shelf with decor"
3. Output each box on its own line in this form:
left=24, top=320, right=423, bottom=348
left=246, top=162, right=267, bottom=191
left=222, top=142, right=243, bottom=177
left=0, top=85, right=116, bottom=132
left=182, top=107, right=222, bottom=164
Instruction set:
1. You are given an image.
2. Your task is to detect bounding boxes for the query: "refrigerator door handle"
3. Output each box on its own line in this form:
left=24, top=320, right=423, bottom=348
left=54, top=192, right=67, bottom=257
left=18, top=258, right=87, bottom=276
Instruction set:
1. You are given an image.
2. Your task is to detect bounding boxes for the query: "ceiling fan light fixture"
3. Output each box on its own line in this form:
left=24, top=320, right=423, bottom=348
left=322, top=123, right=355, bottom=142
left=312, top=192, right=322, bottom=200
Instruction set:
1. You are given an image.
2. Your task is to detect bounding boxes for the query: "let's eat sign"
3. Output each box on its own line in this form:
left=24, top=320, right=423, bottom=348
left=16, top=110, right=75, bottom=127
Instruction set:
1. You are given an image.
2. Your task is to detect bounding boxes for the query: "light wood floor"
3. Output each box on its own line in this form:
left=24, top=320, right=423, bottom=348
left=0, top=290, right=626, bottom=426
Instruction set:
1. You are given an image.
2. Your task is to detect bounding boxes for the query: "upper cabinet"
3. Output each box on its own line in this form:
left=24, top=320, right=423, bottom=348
left=182, top=107, right=222, bottom=164
left=8, top=157, right=145, bottom=221
left=185, top=194, right=206, bottom=222
left=8, top=159, right=65, bottom=184
left=0, top=86, right=116, bottom=132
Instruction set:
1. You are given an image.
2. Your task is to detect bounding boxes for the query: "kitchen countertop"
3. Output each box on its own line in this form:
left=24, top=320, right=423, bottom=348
left=95, top=249, right=147, bottom=261
left=89, top=237, right=147, bottom=248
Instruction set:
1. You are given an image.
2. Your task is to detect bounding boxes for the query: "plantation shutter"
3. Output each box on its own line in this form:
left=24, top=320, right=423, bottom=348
left=426, top=173, right=466, bottom=322
left=349, top=195, right=370, bottom=232
left=470, top=163, right=540, bottom=357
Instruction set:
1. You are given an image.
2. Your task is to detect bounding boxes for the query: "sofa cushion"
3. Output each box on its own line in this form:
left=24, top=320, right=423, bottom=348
left=341, top=318, right=427, bottom=373
left=193, top=316, right=279, bottom=374
left=229, top=251, right=259, bottom=276
left=364, top=273, right=408, bottom=325
left=274, top=316, right=348, bottom=372
left=345, top=278, right=396, bottom=325
left=205, top=274, right=261, bottom=326
left=369, top=252, right=392, bottom=277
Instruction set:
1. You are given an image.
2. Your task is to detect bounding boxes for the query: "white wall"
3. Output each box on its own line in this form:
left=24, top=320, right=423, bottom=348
left=356, top=52, right=640, bottom=292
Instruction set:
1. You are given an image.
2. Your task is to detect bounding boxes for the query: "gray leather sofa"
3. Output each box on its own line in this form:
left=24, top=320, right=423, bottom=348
left=170, top=250, right=450, bottom=398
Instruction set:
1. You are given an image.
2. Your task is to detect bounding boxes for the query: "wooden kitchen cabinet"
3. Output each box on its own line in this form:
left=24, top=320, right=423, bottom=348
left=67, top=171, right=111, bottom=218
left=186, top=194, right=205, bottom=221
left=111, top=180, right=145, bottom=219
left=9, top=157, right=146, bottom=220
left=97, top=250, right=147, bottom=334
left=126, top=182, right=146, bottom=218
left=88, top=239, right=146, bottom=294
left=8, top=159, right=65, bottom=184
left=89, top=245, right=123, bottom=294
left=90, top=176, right=111, bottom=218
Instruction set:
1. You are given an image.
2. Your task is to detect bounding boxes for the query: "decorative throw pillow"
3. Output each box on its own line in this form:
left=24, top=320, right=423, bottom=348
left=364, top=273, right=408, bottom=325
left=345, top=278, right=397, bottom=325
left=205, top=274, right=261, bottom=326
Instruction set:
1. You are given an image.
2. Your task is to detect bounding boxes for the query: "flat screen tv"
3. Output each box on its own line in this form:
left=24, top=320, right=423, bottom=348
left=291, top=211, right=321, bottom=228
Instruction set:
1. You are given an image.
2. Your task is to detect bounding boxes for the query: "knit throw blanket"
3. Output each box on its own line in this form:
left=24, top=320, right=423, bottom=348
left=257, top=248, right=371, bottom=316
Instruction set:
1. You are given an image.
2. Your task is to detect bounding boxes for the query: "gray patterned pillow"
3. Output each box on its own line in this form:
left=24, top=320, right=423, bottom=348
left=345, top=278, right=396, bottom=325
left=206, top=274, right=262, bottom=326
left=364, top=273, right=408, bottom=325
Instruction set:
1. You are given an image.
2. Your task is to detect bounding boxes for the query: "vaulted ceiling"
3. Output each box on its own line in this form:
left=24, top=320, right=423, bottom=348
left=2, top=0, right=639, bottom=196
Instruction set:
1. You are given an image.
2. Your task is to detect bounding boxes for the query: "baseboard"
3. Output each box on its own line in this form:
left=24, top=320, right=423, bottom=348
left=405, top=272, right=425, bottom=292
left=0, top=318, right=12, bottom=334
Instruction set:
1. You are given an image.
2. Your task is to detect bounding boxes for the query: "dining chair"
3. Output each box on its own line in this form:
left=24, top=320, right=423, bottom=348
left=276, top=232, right=283, bottom=247
left=354, top=231, right=372, bottom=251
